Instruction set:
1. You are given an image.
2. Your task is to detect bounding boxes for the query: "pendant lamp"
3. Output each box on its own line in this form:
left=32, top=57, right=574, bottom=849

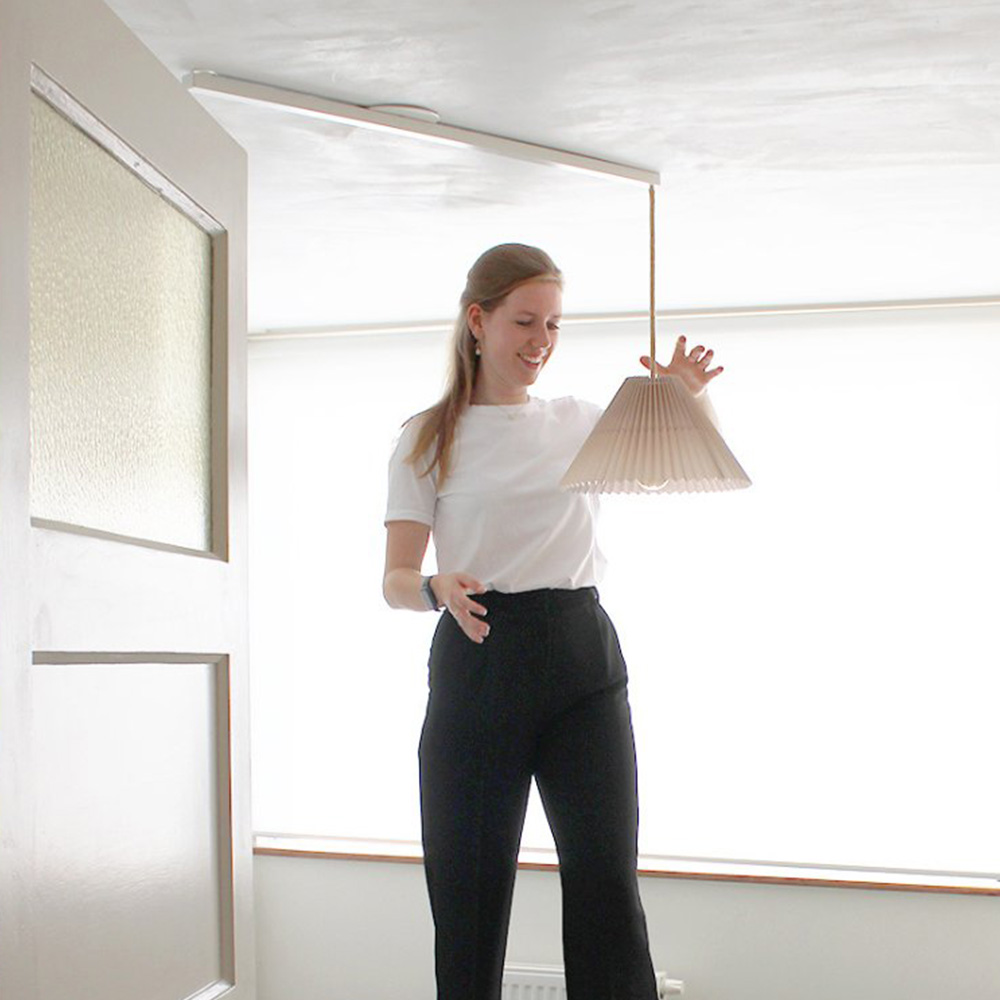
left=560, top=186, right=752, bottom=494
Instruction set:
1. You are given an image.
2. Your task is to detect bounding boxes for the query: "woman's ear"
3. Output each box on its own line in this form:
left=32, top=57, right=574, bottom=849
left=466, top=302, right=483, bottom=338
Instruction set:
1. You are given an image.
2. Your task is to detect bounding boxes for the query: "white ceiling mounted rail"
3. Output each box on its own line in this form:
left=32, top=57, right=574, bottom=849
left=186, top=71, right=660, bottom=186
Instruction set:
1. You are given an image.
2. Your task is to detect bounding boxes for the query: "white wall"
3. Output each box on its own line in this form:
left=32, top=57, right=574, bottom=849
left=254, top=854, right=1000, bottom=1000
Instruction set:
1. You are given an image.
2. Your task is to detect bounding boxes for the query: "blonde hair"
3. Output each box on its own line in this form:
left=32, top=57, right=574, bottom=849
left=406, top=244, right=562, bottom=484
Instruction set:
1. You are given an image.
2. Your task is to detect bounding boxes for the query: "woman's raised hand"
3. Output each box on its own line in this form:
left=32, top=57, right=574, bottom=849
left=640, top=335, right=723, bottom=396
left=432, top=572, right=490, bottom=644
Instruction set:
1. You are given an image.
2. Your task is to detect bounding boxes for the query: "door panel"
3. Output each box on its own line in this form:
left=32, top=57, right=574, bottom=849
left=32, top=656, right=234, bottom=1000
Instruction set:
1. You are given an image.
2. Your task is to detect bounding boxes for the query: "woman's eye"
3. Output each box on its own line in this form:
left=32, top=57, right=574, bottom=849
left=516, top=320, right=532, bottom=327
left=548, top=324, right=560, bottom=332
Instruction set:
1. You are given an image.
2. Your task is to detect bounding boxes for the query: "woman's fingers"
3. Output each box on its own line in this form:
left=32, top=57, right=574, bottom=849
left=454, top=598, right=489, bottom=643
left=438, top=573, right=490, bottom=643
left=638, top=354, right=668, bottom=375
left=459, top=616, right=489, bottom=643
left=455, top=575, right=486, bottom=614
left=640, top=336, right=724, bottom=390
left=456, top=589, right=489, bottom=642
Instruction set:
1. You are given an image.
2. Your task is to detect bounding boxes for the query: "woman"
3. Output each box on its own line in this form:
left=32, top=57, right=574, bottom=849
left=383, top=244, right=722, bottom=1000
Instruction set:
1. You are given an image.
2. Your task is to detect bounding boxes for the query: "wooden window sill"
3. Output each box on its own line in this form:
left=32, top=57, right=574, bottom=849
left=253, top=835, right=1000, bottom=895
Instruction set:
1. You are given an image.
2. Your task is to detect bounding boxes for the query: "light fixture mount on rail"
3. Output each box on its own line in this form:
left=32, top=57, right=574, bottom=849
left=185, top=71, right=659, bottom=186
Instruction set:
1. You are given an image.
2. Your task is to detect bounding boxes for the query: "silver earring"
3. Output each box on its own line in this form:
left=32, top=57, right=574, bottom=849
left=474, top=342, right=481, bottom=357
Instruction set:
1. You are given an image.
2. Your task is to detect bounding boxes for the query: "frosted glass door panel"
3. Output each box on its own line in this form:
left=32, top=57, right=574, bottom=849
left=29, top=95, right=213, bottom=551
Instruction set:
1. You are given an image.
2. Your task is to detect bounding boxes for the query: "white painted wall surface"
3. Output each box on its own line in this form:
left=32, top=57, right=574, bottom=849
left=254, top=854, right=1000, bottom=1000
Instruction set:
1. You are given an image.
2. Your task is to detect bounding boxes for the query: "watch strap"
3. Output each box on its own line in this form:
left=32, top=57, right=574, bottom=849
left=420, top=575, right=442, bottom=612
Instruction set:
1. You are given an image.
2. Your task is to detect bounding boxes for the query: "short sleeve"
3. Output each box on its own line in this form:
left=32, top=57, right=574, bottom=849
left=385, top=418, right=437, bottom=527
left=693, top=390, right=720, bottom=429
left=576, top=397, right=605, bottom=431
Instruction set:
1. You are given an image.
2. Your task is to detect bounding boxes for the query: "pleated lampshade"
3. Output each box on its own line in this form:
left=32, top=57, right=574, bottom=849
left=560, top=185, right=751, bottom=495
left=560, top=374, right=751, bottom=494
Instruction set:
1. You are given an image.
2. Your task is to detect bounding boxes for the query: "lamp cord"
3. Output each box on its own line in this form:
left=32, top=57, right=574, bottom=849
left=649, top=183, right=657, bottom=378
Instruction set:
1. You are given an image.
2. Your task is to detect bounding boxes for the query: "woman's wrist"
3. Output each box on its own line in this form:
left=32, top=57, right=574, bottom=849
left=420, top=574, right=442, bottom=612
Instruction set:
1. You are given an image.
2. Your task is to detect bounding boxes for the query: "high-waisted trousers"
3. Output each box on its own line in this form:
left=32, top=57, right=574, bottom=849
left=419, top=587, right=658, bottom=1000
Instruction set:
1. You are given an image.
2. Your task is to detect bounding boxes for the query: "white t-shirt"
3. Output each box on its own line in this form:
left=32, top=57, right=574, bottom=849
left=385, top=396, right=606, bottom=593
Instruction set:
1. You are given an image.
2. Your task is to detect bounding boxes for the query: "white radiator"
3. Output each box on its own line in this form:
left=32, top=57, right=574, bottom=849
left=501, top=963, right=684, bottom=999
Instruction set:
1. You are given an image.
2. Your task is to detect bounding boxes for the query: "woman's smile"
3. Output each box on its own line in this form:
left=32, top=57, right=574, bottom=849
left=517, top=347, right=549, bottom=368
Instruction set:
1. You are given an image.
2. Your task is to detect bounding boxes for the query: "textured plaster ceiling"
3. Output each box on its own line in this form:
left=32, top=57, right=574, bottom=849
left=106, top=0, right=1000, bottom=329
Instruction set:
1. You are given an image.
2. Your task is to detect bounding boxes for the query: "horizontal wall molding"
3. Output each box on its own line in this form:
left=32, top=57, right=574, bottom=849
left=250, top=294, right=1000, bottom=341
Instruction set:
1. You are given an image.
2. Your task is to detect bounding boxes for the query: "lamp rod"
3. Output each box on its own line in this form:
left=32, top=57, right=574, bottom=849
left=649, top=183, right=657, bottom=376
left=187, top=71, right=660, bottom=187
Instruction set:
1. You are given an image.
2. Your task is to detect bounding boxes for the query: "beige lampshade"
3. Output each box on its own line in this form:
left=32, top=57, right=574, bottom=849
left=560, top=374, right=752, bottom=494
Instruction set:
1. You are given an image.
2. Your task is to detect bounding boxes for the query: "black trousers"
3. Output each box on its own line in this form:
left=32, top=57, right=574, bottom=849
left=419, top=587, right=658, bottom=1000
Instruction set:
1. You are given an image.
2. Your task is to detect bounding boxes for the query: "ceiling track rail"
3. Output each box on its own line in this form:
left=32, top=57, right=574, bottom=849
left=186, top=70, right=660, bottom=186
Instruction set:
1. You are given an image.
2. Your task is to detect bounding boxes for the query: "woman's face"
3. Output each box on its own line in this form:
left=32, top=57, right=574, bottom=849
left=469, top=279, right=562, bottom=405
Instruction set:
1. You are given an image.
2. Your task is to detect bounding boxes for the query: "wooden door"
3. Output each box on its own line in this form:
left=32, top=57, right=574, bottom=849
left=0, top=0, right=254, bottom=997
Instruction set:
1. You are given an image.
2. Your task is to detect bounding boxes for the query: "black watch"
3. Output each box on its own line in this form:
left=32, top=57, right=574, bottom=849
left=420, top=575, right=442, bottom=612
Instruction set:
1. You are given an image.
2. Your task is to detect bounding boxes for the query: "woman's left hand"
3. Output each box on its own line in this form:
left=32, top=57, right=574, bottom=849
left=640, top=335, right=723, bottom=396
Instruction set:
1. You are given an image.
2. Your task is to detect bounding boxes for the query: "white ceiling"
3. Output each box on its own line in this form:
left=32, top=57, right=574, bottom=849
left=105, top=0, right=1000, bottom=330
